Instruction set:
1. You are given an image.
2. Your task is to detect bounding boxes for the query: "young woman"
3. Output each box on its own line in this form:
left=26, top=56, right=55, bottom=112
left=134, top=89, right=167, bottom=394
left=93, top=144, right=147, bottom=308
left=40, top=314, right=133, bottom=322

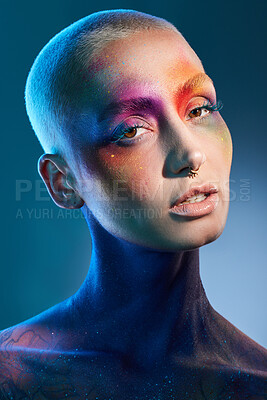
left=0, top=9, right=266, bottom=400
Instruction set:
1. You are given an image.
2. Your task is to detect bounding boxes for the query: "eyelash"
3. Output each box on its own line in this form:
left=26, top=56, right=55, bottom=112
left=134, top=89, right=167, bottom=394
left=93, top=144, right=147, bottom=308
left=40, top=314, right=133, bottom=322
left=110, top=100, right=223, bottom=145
left=110, top=123, right=147, bottom=144
left=196, top=99, right=223, bottom=114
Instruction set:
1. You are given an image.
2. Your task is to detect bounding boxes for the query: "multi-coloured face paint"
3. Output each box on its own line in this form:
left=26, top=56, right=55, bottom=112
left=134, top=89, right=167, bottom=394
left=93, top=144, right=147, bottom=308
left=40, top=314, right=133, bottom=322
left=64, top=28, right=233, bottom=252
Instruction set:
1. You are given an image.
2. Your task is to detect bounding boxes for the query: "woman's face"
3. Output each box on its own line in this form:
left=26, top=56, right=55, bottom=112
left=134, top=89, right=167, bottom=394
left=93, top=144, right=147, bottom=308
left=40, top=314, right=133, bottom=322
left=67, top=29, right=233, bottom=251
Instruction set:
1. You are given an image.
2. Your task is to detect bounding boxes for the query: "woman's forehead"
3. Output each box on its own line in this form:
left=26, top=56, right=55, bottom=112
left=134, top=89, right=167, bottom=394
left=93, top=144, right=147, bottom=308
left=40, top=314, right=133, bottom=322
left=78, top=31, right=206, bottom=111
left=80, top=43, right=205, bottom=111
left=83, top=29, right=202, bottom=85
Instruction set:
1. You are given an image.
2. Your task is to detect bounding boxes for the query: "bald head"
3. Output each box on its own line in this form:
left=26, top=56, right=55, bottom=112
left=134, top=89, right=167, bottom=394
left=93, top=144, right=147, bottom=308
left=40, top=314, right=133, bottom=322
left=25, top=9, right=179, bottom=156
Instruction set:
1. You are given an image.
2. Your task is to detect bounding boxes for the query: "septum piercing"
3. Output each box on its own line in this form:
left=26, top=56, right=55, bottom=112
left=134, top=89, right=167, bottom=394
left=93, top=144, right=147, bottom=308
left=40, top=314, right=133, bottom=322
left=188, top=167, right=199, bottom=178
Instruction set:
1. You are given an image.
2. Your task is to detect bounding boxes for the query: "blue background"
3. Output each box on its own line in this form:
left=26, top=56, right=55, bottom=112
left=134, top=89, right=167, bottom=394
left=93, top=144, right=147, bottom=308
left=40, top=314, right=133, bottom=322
left=1, top=0, right=266, bottom=347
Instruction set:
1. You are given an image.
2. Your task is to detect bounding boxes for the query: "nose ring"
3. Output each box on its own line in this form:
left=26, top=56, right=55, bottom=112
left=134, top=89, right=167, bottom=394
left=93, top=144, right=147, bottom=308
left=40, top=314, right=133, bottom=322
left=188, top=166, right=199, bottom=178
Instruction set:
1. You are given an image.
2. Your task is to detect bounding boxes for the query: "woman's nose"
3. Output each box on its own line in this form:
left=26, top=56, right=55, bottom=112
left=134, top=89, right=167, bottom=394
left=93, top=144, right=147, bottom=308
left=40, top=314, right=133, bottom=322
left=162, top=120, right=206, bottom=178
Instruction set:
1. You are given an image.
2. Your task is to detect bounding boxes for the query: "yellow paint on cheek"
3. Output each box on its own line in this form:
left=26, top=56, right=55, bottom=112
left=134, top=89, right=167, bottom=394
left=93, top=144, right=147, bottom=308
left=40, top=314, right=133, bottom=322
left=218, top=128, right=233, bottom=161
left=206, top=115, right=232, bottom=162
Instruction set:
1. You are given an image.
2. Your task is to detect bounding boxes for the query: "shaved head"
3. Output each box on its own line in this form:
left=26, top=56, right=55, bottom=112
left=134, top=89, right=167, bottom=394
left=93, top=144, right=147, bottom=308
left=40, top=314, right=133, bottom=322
left=25, top=9, right=179, bottom=157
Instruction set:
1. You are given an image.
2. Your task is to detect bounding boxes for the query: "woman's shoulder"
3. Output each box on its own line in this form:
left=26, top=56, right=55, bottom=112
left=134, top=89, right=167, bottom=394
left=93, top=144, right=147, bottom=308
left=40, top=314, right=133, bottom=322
left=184, top=362, right=267, bottom=400
left=0, top=301, right=70, bottom=358
left=0, top=322, right=102, bottom=399
left=0, top=301, right=92, bottom=399
left=209, top=307, right=267, bottom=373
left=0, top=319, right=61, bottom=397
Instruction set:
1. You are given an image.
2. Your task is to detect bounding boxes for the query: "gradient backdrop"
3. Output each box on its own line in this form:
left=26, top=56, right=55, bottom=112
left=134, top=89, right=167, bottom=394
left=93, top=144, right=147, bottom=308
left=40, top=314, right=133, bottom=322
left=1, top=0, right=266, bottom=347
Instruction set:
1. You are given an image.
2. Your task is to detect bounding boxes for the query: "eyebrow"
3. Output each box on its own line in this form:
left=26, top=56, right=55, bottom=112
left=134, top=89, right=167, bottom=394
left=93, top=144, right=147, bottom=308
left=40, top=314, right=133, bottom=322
left=97, top=97, right=162, bottom=123
left=178, top=72, right=214, bottom=94
left=97, top=73, right=214, bottom=123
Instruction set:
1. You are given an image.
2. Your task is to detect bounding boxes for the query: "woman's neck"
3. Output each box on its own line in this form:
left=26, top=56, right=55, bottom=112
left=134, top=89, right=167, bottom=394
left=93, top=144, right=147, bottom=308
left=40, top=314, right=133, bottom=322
left=71, top=207, right=212, bottom=369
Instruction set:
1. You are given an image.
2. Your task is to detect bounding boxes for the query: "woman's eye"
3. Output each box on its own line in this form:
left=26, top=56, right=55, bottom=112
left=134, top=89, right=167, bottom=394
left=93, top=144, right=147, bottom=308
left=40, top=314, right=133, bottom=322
left=186, top=100, right=223, bottom=121
left=110, top=118, right=152, bottom=145
left=188, top=107, right=210, bottom=119
left=123, top=126, right=139, bottom=139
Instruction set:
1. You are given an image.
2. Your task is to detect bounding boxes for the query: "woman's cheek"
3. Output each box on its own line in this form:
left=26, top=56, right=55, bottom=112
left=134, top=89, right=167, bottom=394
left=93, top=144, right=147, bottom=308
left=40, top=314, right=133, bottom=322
left=97, top=146, right=151, bottom=200
left=214, top=117, right=233, bottom=163
left=200, top=115, right=233, bottom=162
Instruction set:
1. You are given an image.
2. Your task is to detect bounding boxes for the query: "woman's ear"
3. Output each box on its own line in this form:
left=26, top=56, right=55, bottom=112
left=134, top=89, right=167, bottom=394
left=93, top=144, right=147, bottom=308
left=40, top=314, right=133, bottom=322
left=37, top=153, right=84, bottom=209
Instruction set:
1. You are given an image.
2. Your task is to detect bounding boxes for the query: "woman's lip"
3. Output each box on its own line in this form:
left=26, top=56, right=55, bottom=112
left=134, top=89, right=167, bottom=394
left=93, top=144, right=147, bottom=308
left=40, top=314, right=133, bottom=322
left=170, top=184, right=218, bottom=207
left=169, top=192, right=219, bottom=218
